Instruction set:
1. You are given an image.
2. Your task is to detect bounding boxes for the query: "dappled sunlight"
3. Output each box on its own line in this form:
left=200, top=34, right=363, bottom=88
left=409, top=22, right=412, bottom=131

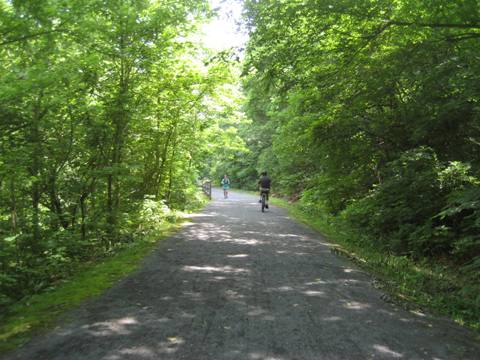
left=242, top=230, right=265, bottom=235
left=11, top=188, right=477, bottom=360
left=249, top=353, right=286, bottom=360
left=181, top=291, right=204, bottom=301
left=152, top=317, right=171, bottom=324
left=105, top=346, right=155, bottom=359
left=247, top=306, right=269, bottom=317
left=342, top=278, right=361, bottom=285
left=274, top=286, right=295, bottom=292
left=322, top=316, right=343, bottom=322
left=182, top=265, right=250, bottom=274
left=187, top=213, right=216, bottom=218
left=377, top=309, right=397, bottom=317
left=293, top=252, right=309, bottom=256
left=343, top=268, right=356, bottom=273
left=302, top=290, right=325, bottom=297
left=106, top=336, right=187, bottom=358
left=276, top=233, right=303, bottom=238
left=224, top=289, right=245, bottom=301
left=305, top=279, right=328, bottom=286
left=179, top=311, right=195, bottom=320
left=227, top=238, right=263, bottom=246
left=410, top=310, right=427, bottom=317
left=66, top=210, right=458, bottom=359
left=210, top=275, right=227, bottom=282
left=341, top=301, right=371, bottom=311
left=84, top=317, right=138, bottom=337
left=373, top=344, right=404, bottom=358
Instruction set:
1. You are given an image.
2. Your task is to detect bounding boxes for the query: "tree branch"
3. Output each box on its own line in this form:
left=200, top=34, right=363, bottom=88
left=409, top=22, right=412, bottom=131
left=386, top=20, right=480, bottom=30
left=0, top=28, right=69, bottom=46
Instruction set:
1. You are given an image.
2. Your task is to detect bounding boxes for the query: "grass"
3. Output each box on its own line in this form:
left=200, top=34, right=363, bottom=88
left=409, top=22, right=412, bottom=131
left=270, top=196, right=480, bottom=333
left=0, top=222, right=182, bottom=355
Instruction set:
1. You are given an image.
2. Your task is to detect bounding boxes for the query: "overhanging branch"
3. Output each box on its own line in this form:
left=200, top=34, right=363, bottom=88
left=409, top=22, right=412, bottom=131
left=386, top=20, right=480, bottom=30
left=0, top=28, right=69, bottom=46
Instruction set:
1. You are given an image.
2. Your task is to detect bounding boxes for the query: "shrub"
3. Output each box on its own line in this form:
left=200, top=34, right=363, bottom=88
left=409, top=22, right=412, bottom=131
left=436, top=185, right=480, bottom=271
left=342, top=147, right=479, bottom=262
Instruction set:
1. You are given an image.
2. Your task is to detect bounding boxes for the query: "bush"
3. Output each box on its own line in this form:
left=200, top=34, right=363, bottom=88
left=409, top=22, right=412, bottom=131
left=137, top=197, right=178, bottom=236
left=342, top=147, right=479, bottom=262
left=436, top=185, right=480, bottom=271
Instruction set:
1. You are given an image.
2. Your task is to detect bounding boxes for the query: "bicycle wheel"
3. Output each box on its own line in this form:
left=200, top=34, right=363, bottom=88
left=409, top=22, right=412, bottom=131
left=261, top=194, right=265, bottom=212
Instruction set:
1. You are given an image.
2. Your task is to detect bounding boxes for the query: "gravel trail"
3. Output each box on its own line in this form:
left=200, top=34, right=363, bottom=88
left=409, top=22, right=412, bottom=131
left=5, top=189, right=480, bottom=360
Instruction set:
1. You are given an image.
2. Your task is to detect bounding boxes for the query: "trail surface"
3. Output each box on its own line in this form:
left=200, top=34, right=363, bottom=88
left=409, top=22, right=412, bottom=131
left=5, top=189, right=479, bottom=360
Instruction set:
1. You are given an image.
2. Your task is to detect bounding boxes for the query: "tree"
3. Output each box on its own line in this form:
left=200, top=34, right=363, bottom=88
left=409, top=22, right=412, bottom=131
left=240, top=0, right=480, bottom=262
left=0, top=0, right=241, bottom=307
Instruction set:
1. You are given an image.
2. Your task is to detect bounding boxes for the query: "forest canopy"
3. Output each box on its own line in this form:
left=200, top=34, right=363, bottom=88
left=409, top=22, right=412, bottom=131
left=1, top=0, right=479, bottom=326
left=0, top=0, right=245, bottom=307
left=228, top=0, right=480, bottom=270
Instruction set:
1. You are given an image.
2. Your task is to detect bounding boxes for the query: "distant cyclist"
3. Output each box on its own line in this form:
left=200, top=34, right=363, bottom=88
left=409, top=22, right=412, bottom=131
left=221, top=174, right=231, bottom=199
left=258, top=171, right=271, bottom=209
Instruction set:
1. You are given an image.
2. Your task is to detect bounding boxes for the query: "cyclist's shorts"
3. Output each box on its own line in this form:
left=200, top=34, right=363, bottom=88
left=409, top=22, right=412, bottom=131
left=259, top=187, right=270, bottom=193
left=223, top=185, right=230, bottom=190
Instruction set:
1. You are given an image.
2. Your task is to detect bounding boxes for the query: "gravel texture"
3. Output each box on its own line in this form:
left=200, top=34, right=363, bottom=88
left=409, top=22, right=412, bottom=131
left=5, top=189, right=480, bottom=360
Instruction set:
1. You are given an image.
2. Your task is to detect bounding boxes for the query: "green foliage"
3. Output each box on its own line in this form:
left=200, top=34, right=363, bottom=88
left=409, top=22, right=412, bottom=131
left=341, top=148, right=479, bottom=263
left=271, top=196, right=480, bottom=331
left=235, top=0, right=480, bottom=324
left=239, top=0, right=480, bottom=268
left=0, top=219, right=180, bottom=353
left=0, top=0, right=236, bottom=311
left=137, top=196, right=182, bottom=237
left=437, top=185, right=480, bottom=270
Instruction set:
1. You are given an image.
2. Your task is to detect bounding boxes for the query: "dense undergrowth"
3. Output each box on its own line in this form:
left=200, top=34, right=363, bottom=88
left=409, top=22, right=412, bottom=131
left=0, top=194, right=207, bottom=354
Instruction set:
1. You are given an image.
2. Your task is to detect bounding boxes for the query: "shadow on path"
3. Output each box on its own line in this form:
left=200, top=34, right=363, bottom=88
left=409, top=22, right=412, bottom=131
left=6, top=189, right=480, bottom=360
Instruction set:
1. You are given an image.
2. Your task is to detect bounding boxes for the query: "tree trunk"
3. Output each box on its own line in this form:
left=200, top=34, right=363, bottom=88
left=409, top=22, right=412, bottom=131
left=166, top=136, right=178, bottom=204
left=9, top=178, right=21, bottom=268
left=154, top=127, right=174, bottom=199
left=106, top=29, right=130, bottom=243
left=10, top=178, right=18, bottom=234
left=48, top=173, right=70, bottom=230
left=30, top=114, right=42, bottom=254
left=80, top=194, right=87, bottom=241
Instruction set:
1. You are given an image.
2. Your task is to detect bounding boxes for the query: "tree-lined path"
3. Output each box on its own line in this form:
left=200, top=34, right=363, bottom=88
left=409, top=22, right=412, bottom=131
left=5, top=189, right=479, bottom=360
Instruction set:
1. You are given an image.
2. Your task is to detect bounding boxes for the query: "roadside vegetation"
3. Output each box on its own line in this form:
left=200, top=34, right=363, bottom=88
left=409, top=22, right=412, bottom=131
left=220, top=0, right=480, bottom=330
left=1, top=0, right=479, bottom=352
left=271, top=197, right=480, bottom=331
left=0, top=0, right=244, bottom=334
left=0, top=209, right=192, bottom=353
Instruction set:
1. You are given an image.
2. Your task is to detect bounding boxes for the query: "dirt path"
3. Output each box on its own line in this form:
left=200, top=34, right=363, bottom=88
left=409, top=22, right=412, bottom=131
left=5, top=189, right=480, bottom=360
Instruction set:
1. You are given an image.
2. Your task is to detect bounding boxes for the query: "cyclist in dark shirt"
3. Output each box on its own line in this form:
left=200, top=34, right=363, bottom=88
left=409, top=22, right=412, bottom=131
left=258, top=171, right=271, bottom=209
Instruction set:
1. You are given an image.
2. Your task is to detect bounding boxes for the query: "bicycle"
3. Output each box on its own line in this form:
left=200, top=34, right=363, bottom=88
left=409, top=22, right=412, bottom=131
left=259, top=188, right=269, bottom=212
